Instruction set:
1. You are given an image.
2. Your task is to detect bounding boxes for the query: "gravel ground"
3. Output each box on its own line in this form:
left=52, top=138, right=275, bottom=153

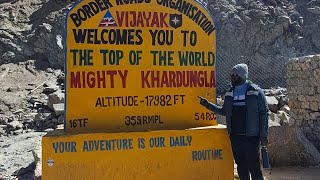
left=0, top=131, right=46, bottom=179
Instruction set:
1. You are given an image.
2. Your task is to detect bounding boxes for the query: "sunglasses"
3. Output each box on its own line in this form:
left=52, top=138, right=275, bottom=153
left=230, top=74, right=239, bottom=78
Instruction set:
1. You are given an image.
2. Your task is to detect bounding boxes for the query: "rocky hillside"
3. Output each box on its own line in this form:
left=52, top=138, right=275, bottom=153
left=0, top=0, right=74, bottom=69
left=1, top=0, right=319, bottom=71
left=208, top=0, right=320, bottom=57
left=1, top=0, right=320, bottom=94
left=208, top=0, right=320, bottom=91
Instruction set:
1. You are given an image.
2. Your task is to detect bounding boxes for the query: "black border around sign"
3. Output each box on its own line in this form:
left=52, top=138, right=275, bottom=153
left=63, top=0, right=219, bottom=132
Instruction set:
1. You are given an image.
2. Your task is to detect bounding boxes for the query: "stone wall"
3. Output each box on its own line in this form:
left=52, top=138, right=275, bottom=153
left=287, top=55, right=320, bottom=151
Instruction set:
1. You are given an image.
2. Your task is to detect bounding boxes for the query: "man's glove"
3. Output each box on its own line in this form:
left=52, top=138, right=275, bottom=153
left=198, top=96, right=209, bottom=108
left=260, top=137, right=268, bottom=147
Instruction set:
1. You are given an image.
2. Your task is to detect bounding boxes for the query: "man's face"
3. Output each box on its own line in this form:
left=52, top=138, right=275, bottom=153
left=230, top=74, right=243, bottom=86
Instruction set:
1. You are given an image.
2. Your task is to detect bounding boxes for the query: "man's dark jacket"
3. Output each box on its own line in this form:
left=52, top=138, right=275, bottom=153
left=207, top=82, right=269, bottom=138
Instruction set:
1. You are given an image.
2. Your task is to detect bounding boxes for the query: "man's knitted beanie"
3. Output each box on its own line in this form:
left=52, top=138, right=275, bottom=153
left=231, top=63, right=248, bottom=81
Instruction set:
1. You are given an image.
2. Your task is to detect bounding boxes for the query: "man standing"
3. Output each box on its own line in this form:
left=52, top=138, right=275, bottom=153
left=199, top=64, right=269, bottom=180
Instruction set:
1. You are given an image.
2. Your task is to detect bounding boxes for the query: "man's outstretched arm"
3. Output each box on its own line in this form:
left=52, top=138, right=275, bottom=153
left=199, top=96, right=226, bottom=116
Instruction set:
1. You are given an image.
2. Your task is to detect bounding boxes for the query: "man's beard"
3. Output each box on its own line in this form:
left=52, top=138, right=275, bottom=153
left=231, top=79, right=244, bottom=86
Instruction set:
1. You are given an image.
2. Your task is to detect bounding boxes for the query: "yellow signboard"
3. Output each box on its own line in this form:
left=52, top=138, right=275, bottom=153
left=65, top=0, right=217, bottom=133
left=42, top=126, right=233, bottom=179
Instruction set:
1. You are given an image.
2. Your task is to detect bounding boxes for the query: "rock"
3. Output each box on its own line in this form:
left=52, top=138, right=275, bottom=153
left=53, top=103, right=64, bottom=116
left=277, top=16, right=290, bottom=29
left=13, top=129, right=23, bottom=135
left=276, top=95, right=286, bottom=108
left=266, top=0, right=277, bottom=6
left=6, top=86, right=21, bottom=92
left=39, top=23, right=52, bottom=33
left=15, top=162, right=36, bottom=179
left=43, top=120, right=54, bottom=129
left=57, top=124, right=64, bottom=129
left=307, top=7, right=320, bottom=15
left=29, top=96, right=46, bottom=105
left=12, top=109, right=23, bottom=114
left=43, top=80, right=58, bottom=88
left=0, top=115, right=8, bottom=123
left=33, top=147, right=41, bottom=163
left=23, top=48, right=35, bottom=57
left=58, top=115, right=64, bottom=124
left=266, top=96, right=279, bottom=113
left=56, top=35, right=63, bottom=49
left=8, top=120, right=20, bottom=129
left=42, top=86, right=59, bottom=94
left=0, top=51, right=15, bottom=63
left=0, top=30, right=14, bottom=40
left=277, top=111, right=290, bottom=125
left=0, top=123, right=7, bottom=128
left=269, top=119, right=281, bottom=127
left=47, top=91, right=64, bottom=110
left=269, top=112, right=281, bottom=125
left=32, top=147, right=42, bottom=180
left=16, top=123, right=23, bottom=130
left=268, top=125, right=320, bottom=166
left=280, top=105, right=290, bottom=114
left=56, top=72, right=65, bottom=85
left=310, top=102, right=319, bottom=111
left=45, top=128, right=54, bottom=132
left=35, top=113, right=51, bottom=121
left=216, top=114, right=226, bottom=125
left=23, top=118, right=33, bottom=123
left=7, top=115, right=18, bottom=123
left=0, top=127, right=5, bottom=135
left=35, top=120, right=44, bottom=131
left=26, top=112, right=38, bottom=120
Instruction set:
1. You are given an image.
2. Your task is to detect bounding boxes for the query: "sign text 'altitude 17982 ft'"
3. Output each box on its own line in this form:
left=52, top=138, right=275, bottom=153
left=65, top=0, right=217, bottom=133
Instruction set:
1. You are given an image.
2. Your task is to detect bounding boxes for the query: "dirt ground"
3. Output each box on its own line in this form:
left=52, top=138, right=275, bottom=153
left=234, top=163, right=320, bottom=180
left=263, top=167, right=320, bottom=180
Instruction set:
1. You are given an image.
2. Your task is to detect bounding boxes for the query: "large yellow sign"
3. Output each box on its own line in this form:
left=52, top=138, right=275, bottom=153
left=65, top=0, right=217, bottom=133
left=42, top=126, right=233, bottom=179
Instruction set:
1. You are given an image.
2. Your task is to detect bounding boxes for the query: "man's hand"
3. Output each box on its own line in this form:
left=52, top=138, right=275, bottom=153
left=198, top=96, right=209, bottom=108
left=260, top=137, right=268, bottom=147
